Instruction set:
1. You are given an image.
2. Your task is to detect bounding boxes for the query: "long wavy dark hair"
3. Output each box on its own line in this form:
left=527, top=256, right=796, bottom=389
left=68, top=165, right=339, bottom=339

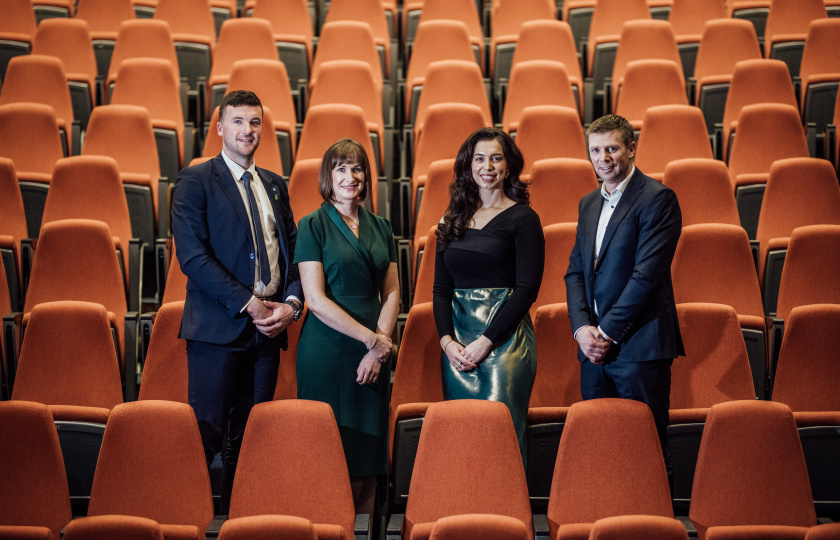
left=436, top=127, right=528, bottom=243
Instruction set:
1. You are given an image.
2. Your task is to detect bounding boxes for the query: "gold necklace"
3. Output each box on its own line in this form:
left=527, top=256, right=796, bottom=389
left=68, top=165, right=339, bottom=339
left=341, top=213, right=359, bottom=229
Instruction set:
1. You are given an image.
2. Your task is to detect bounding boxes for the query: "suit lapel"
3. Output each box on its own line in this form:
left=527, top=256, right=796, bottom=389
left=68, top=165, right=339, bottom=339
left=213, top=155, right=254, bottom=247
left=595, top=169, right=646, bottom=270
left=580, top=192, right=602, bottom=276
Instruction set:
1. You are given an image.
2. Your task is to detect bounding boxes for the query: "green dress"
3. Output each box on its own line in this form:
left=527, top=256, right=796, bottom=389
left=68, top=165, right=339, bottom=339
left=294, top=201, right=397, bottom=477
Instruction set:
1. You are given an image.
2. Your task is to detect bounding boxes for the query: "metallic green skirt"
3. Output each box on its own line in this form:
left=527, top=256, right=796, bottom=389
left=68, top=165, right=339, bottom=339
left=441, top=288, right=537, bottom=459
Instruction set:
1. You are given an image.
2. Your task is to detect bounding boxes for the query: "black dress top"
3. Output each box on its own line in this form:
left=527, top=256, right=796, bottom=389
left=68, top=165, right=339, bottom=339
left=433, top=203, right=545, bottom=343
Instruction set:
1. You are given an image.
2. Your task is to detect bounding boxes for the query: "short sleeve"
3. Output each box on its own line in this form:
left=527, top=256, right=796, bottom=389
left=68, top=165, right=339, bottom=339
left=292, top=213, right=325, bottom=264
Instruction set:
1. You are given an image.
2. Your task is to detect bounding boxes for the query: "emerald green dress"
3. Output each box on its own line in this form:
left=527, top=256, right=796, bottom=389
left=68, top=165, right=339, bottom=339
left=294, top=201, right=397, bottom=477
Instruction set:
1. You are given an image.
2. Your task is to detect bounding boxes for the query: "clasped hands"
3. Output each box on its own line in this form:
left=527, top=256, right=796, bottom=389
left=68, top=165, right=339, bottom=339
left=576, top=325, right=611, bottom=364
left=357, top=331, right=391, bottom=385
left=248, top=299, right=294, bottom=338
left=443, top=335, right=493, bottom=372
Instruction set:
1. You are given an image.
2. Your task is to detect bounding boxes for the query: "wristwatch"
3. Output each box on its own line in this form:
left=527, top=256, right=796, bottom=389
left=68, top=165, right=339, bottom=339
left=285, top=299, right=303, bottom=321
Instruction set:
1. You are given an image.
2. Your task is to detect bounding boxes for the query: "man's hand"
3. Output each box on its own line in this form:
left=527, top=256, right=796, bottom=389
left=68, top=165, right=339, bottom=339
left=252, top=300, right=295, bottom=338
left=575, top=325, right=611, bottom=364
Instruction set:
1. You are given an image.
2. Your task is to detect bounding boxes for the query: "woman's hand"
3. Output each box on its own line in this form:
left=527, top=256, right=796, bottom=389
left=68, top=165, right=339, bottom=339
left=441, top=337, right=478, bottom=372
left=367, top=332, right=392, bottom=362
left=461, top=335, right=493, bottom=365
left=356, top=350, right=382, bottom=385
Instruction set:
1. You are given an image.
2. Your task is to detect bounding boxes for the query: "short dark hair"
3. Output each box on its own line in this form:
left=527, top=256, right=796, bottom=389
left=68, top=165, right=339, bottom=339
left=585, top=114, right=634, bottom=149
left=318, top=138, right=373, bottom=203
left=219, top=90, right=263, bottom=121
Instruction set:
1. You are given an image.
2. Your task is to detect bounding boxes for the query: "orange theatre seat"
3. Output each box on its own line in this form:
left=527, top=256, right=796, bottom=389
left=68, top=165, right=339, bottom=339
left=489, top=0, right=555, bottom=87
left=528, top=159, right=598, bottom=228
left=530, top=223, right=579, bottom=316
left=526, top=303, right=583, bottom=502
left=249, top=0, right=314, bottom=91
left=0, top=401, right=72, bottom=540
left=668, top=303, right=757, bottom=508
left=105, top=19, right=180, bottom=103
left=612, top=60, right=688, bottom=134
left=388, top=302, right=444, bottom=508
left=206, top=18, right=279, bottom=116
left=0, top=158, right=28, bottom=312
left=388, top=400, right=534, bottom=540
left=427, top=515, right=530, bottom=540
left=671, top=223, right=767, bottom=397
left=771, top=304, right=840, bottom=512
left=218, top=515, right=317, bottom=540
left=763, top=0, right=827, bottom=77
left=798, top=19, right=840, bottom=133
left=662, top=158, right=740, bottom=227
left=0, top=54, right=78, bottom=157
left=322, top=0, right=393, bottom=80
left=287, top=159, right=324, bottom=227
left=411, top=159, right=453, bottom=280
left=509, top=20, right=584, bottom=119
left=137, top=301, right=187, bottom=403
left=589, top=515, right=689, bottom=540
left=0, top=103, right=64, bottom=239
left=226, top=400, right=363, bottom=540
left=10, top=301, right=125, bottom=515
left=227, top=59, right=299, bottom=177
left=74, top=0, right=135, bottom=80
left=545, top=399, right=674, bottom=540
left=63, top=516, right=165, bottom=540
left=0, top=0, right=37, bottom=83
left=514, top=106, right=588, bottom=181
left=756, top=158, right=840, bottom=317
left=153, top=0, right=216, bottom=91
left=404, top=20, right=476, bottom=127
left=501, top=61, right=580, bottom=134
left=692, top=19, right=762, bottom=134
left=668, top=0, right=729, bottom=80
left=82, top=104, right=164, bottom=253
left=726, top=103, right=810, bottom=239
left=110, top=57, right=193, bottom=186
left=769, top=225, right=840, bottom=387
left=87, top=400, right=214, bottom=540
left=411, top=226, right=438, bottom=305
left=635, top=105, right=714, bottom=182
left=40, top=156, right=142, bottom=311
left=412, top=0, right=484, bottom=72
left=31, top=19, right=98, bottom=130
left=688, top=401, right=818, bottom=540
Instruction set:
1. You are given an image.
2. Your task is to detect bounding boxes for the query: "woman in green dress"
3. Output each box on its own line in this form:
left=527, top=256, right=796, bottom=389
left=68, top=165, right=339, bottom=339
left=295, top=139, right=400, bottom=514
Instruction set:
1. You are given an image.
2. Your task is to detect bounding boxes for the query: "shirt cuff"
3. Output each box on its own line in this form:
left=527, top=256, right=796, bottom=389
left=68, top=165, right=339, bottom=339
left=240, top=295, right=257, bottom=313
left=597, top=326, right=615, bottom=343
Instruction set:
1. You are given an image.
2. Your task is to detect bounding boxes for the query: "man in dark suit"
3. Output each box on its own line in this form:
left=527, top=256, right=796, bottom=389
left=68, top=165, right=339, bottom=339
left=171, top=90, right=303, bottom=513
left=564, top=114, right=683, bottom=457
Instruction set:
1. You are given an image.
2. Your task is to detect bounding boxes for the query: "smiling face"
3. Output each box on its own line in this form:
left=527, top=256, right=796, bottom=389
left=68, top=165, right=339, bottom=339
left=471, top=139, right=508, bottom=192
left=217, top=104, right=262, bottom=168
left=331, top=159, right=365, bottom=205
left=587, top=130, right=635, bottom=188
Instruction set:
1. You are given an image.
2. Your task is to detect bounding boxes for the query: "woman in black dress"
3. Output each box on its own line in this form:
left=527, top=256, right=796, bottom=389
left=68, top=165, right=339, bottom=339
left=433, top=127, right=545, bottom=458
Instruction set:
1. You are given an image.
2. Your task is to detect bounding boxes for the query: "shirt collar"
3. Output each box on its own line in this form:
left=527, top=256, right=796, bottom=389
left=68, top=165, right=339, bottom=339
left=221, top=150, right=257, bottom=183
left=600, top=165, right=635, bottom=200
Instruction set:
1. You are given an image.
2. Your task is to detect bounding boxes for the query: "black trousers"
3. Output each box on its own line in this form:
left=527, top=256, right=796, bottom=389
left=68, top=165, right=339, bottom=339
left=187, top=323, right=281, bottom=514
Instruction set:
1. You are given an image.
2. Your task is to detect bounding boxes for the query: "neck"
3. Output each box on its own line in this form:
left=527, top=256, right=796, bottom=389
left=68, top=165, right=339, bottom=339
left=478, top=189, right=506, bottom=209
left=332, top=200, right=359, bottom=219
left=223, top=149, right=254, bottom=170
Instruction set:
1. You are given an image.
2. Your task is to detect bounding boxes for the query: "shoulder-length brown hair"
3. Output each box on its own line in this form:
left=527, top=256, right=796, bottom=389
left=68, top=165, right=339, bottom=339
left=437, top=127, right=529, bottom=243
left=318, top=138, right=372, bottom=203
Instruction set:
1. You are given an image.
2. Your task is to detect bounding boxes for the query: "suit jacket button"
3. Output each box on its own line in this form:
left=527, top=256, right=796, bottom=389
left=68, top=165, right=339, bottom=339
left=250, top=253, right=255, bottom=259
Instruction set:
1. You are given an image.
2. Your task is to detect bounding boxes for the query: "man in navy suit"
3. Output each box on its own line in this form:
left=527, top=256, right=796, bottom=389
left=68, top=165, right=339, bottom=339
left=564, top=114, right=683, bottom=457
left=171, top=90, right=303, bottom=513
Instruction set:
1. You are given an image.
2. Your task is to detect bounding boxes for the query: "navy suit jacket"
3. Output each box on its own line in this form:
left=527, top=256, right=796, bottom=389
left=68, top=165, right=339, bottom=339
left=564, top=167, right=684, bottom=363
left=171, top=153, right=303, bottom=347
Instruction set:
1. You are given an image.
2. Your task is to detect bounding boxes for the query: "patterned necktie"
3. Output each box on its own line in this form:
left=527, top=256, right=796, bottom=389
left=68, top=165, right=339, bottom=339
left=241, top=171, right=271, bottom=286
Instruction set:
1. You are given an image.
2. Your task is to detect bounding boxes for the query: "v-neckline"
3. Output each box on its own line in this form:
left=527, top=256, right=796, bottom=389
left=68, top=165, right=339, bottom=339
left=468, top=202, right=517, bottom=231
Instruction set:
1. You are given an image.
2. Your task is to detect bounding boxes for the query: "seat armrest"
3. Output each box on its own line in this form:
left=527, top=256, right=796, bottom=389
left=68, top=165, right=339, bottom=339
left=676, top=515, right=697, bottom=538
left=123, top=311, right=140, bottom=401
left=158, top=176, right=171, bottom=239
left=534, top=514, right=550, bottom=540
left=354, top=513, right=371, bottom=540
left=128, top=238, right=144, bottom=312
left=21, top=238, right=34, bottom=299
left=3, top=311, right=23, bottom=397
left=204, top=514, right=227, bottom=539
left=749, top=239, right=759, bottom=271
left=386, top=513, right=404, bottom=540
